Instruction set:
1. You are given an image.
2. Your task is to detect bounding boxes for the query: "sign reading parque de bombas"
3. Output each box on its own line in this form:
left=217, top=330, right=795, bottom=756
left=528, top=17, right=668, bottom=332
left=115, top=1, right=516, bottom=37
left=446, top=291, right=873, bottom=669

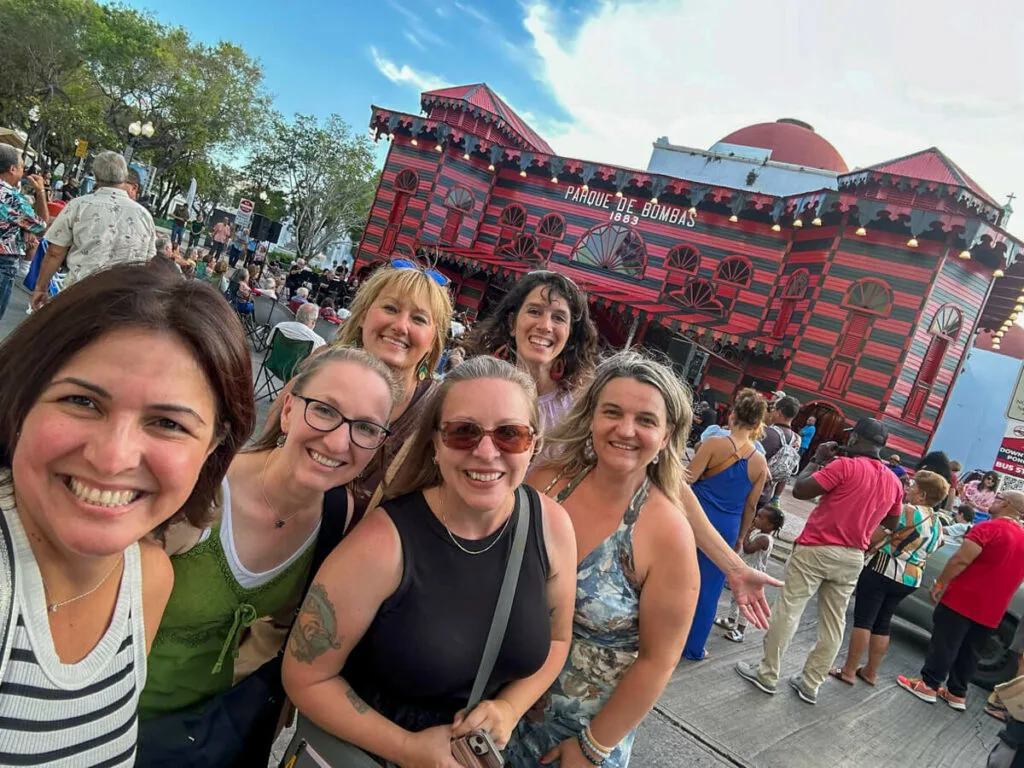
left=563, top=186, right=698, bottom=229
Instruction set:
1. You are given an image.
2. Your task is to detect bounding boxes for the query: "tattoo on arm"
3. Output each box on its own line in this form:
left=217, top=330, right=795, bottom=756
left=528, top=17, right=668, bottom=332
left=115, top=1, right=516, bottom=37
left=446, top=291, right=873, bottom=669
left=345, top=684, right=370, bottom=714
left=289, top=583, right=342, bottom=663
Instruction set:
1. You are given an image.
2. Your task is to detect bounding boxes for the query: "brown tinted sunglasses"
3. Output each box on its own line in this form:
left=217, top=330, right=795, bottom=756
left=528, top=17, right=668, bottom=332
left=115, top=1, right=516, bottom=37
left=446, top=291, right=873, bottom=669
left=437, top=421, right=535, bottom=454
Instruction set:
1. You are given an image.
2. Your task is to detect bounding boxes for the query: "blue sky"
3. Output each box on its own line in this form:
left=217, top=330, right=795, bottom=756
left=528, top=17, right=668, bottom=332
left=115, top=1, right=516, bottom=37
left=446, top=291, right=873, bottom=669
left=127, top=0, right=1022, bottom=238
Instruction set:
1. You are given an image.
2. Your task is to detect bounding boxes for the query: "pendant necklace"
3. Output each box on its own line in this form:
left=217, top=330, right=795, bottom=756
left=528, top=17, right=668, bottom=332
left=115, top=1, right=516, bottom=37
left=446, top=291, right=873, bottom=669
left=262, top=448, right=302, bottom=529
left=46, top=555, right=123, bottom=613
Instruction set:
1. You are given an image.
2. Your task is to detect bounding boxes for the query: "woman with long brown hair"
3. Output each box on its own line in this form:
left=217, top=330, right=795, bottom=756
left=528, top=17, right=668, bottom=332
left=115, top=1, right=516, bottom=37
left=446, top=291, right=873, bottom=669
left=466, top=270, right=598, bottom=435
left=0, top=265, right=254, bottom=766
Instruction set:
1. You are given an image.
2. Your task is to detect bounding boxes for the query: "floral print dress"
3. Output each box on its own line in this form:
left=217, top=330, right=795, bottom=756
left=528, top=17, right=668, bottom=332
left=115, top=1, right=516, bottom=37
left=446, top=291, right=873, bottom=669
left=506, top=469, right=648, bottom=768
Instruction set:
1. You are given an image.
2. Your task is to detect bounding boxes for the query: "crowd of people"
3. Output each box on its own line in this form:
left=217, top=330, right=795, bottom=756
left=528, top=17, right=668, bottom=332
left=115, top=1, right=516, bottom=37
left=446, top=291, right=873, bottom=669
left=1, top=145, right=1023, bottom=768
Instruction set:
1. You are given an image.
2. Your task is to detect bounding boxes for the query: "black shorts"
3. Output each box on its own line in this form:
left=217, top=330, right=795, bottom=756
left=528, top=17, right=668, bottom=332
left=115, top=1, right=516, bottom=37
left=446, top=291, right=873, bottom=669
left=852, top=563, right=916, bottom=636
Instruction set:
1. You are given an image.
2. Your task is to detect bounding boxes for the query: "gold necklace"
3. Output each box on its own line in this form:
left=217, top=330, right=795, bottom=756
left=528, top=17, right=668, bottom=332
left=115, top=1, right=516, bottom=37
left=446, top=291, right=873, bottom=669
left=46, top=555, right=123, bottom=613
left=261, top=449, right=302, bottom=529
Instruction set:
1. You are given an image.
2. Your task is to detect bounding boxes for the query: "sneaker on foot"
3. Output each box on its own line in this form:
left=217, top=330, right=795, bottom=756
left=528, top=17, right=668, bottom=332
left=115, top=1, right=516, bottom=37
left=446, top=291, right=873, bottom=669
left=938, top=687, right=967, bottom=711
left=789, top=675, right=818, bottom=705
left=735, top=662, right=776, bottom=695
left=896, top=675, right=937, bottom=704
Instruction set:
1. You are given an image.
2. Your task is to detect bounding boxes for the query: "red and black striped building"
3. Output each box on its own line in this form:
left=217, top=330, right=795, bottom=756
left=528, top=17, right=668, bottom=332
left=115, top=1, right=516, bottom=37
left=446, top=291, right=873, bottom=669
left=355, top=83, right=1022, bottom=461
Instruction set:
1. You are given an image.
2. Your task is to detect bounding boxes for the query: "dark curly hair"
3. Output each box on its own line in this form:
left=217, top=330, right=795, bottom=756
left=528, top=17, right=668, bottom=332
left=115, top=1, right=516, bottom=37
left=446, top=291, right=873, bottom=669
left=466, top=270, right=598, bottom=392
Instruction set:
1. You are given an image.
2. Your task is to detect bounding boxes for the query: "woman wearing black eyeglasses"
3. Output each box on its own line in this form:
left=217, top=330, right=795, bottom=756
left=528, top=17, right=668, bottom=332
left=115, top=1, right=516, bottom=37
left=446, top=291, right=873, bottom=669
left=136, top=347, right=400, bottom=766
left=281, top=356, right=577, bottom=768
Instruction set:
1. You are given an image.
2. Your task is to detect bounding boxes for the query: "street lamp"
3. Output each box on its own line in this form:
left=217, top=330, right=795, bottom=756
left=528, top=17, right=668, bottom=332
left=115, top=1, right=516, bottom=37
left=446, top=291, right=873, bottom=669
left=22, top=105, right=41, bottom=163
left=259, top=190, right=269, bottom=202
left=125, top=120, right=155, bottom=164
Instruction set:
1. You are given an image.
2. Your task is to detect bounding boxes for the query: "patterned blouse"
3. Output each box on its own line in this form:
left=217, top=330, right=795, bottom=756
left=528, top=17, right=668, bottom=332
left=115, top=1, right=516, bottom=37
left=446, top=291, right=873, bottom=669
left=876, top=503, right=944, bottom=588
left=0, top=180, right=45, bottom=256
left=45, top=187, right=156, bottom=285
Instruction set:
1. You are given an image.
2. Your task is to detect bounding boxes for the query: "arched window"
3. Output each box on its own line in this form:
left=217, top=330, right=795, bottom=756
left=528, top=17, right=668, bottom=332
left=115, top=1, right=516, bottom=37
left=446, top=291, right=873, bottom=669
left=666, top=245, right=700, bottom=274
left=383, top=167, right=419, bottom=253
left=715, top=256, right=752, bottom=287
left=824, top=278, right=893, bottom=394
left=570, top=223, right=647, bottom=278
left=440, top=186, right=474, bottom=245
left=905, top=304, right=965, bottom=422
left=669, top=279, right=723, bottom=316
left=394, top=169, right=419, bottom=193
left=783, top=269, right=809, bottom=299
left=496, top=203, right=527, bottom=251
left=535, top=214, right=565, bottom=264
left=502, top=234, right=538, bottom=263
left=841, top=278, right=892, bottom=316
left=772, top=269, right=810, bottom=339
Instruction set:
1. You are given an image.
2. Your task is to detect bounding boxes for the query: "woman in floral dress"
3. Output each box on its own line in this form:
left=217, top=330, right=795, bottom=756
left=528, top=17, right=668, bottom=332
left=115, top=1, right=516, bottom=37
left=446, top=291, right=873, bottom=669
left=506, top=351, right=700, bottom=767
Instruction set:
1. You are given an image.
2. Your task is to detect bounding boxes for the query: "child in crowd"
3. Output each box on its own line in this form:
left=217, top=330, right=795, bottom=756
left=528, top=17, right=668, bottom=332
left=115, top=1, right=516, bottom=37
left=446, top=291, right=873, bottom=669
left=945, top=504, right=975, bottom=540
left=715, top=504, right=785, bottom=642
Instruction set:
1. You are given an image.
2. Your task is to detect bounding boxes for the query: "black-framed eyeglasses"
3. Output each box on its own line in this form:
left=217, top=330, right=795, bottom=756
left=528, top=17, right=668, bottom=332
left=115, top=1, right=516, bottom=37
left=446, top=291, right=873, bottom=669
left=292, top=394, right=391, bottom=449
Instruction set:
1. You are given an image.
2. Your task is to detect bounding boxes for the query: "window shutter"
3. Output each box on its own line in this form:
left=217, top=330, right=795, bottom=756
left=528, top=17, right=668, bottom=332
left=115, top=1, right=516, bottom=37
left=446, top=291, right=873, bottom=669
left=839, top=313, right=870, bottom=358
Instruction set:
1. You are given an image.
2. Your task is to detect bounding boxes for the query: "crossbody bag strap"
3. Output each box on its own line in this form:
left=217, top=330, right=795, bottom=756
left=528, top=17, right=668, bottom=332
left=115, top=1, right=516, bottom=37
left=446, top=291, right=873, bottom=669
left=0, top=511, right=17, bottom=689
left=466, top=484, right=533, bottom=711
left=866, top=509, right=936, bottom=559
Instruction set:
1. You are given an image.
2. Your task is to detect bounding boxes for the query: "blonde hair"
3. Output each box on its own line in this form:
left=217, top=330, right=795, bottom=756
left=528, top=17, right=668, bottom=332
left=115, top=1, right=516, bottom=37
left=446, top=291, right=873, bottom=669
left=543, top=350, right=693, bottom=501
left=248, top=347, right=401, bottom=453
left=332, top=266, right=453, bottom=375
left=913, top=470, right=950, bottom=508
left=384, top=357, right=538, bottom=499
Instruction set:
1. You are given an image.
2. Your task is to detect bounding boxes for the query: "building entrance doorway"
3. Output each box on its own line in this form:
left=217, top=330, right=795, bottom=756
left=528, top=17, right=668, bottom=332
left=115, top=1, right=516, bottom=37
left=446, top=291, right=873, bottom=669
left=793, top=401, right=846, bottom=461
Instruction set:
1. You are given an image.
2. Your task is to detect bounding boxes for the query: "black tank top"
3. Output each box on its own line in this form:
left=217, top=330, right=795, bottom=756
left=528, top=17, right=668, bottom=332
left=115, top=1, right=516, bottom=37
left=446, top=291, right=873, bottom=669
left=343, top=487, right=551, bottom=731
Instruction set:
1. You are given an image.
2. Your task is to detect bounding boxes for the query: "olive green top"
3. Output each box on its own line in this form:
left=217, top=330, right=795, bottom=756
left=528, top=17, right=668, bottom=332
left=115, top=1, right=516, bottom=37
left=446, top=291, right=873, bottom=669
left=139, top=479, right=317, bottom=719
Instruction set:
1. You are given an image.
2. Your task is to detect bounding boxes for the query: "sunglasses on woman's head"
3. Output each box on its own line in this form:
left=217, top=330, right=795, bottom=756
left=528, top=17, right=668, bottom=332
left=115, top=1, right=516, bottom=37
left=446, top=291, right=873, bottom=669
left=437, top=421, right=535, bottom=453
left=391, top=258, right=449, bottom=287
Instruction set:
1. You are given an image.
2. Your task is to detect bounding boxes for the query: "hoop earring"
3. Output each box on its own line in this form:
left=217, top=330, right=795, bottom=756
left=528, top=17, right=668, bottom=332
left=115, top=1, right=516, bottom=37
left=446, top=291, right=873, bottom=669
left=494, top=344, right=512, bottom=362
left=276, top=433, right=287, bottom=448
left=550, top=356, right=565, bottom=381
left=651, top=452, right=660, bottom=465
left=583, top=435, right=596, bottom=463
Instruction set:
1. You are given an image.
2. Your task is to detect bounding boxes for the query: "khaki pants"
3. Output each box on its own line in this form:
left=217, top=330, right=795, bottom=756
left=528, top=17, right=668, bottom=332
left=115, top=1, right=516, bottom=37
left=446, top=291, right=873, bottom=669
left=759, top=544, right=864, bottom=691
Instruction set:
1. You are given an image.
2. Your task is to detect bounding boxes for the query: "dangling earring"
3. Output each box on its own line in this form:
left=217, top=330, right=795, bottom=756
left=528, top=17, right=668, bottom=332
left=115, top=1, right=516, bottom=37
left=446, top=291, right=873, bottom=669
left=651, top=452, right=660, bottom=465
left=417, top=358, right=430, bottom=381
left=583, top=435, right=596, bottom=463
left=276, top=433, right=287, bottom=448
left=550, top=356, right=565, bottom=381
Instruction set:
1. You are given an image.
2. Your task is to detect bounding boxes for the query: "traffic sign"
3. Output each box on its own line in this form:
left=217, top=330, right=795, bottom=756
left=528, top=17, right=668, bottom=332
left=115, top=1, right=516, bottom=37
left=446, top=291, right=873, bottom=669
left=238, top=198, right=254, bottom=214
left=235, top=198, right=254, bottom=230
left=74, top=140, right=88, bottom=158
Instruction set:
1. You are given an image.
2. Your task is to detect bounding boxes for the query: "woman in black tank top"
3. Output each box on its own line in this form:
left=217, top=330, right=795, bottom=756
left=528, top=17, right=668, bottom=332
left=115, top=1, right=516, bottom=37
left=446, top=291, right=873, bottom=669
left=282, top=357, right=577, bottom=767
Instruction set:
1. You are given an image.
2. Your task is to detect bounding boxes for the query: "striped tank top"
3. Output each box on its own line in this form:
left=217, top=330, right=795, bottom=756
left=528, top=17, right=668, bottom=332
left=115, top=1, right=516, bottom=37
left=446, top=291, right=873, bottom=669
left=0, top=478, right=146, bottom=767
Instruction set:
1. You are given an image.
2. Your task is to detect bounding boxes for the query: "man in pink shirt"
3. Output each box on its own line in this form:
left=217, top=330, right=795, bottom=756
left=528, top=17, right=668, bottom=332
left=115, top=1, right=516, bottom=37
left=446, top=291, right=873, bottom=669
left=210, top=220, right=230, bottom=259
left=737, top=417, right=903, bottom=704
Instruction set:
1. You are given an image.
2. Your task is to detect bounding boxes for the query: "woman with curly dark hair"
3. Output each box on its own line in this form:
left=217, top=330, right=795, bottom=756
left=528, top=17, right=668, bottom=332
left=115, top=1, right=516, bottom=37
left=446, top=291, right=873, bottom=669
left=466, top=270, right=598, bottom=435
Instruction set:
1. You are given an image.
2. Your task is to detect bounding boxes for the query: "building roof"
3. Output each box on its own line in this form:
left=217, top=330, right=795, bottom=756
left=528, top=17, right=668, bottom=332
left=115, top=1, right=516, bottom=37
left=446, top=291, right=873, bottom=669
left=714, top=119, right=848, bottom=174
left=855, top=147, right=1000, bottom=208
left=421, top=83, right=554, bottom=154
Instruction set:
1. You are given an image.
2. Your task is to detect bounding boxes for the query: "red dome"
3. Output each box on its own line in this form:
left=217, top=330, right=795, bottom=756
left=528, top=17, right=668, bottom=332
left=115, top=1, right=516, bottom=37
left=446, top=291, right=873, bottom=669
left=715, top=119, right=848, bottom=173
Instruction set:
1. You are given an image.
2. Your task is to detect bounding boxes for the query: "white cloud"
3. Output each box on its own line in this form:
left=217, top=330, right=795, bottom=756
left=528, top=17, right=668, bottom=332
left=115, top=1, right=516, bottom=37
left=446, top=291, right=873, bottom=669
left=370, top=47, right=448, bottom=92
left=403, top=31, right=427, bottom=52
left=385, top=0, right=445, bottom=47
left=521, top=0, right=1024, bottom=236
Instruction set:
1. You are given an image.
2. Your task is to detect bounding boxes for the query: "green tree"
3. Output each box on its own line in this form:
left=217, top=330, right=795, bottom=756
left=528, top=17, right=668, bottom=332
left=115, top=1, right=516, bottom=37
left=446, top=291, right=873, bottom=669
left=268, top=114, right=377, bottom=259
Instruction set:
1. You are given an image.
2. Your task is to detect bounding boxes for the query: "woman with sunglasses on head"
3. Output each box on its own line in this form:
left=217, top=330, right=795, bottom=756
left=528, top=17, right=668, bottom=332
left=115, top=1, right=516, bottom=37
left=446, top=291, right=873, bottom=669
left=505, top=350, right=699, bottom=768
left=136, top=348, right=399, bottom=765
left=329, top=261, right=453, bottom=517
left=281, top=357, right=577, bottom=768
left=467, top=270, right=599, bottom=436
left=0, top=266, right=254, bottom=767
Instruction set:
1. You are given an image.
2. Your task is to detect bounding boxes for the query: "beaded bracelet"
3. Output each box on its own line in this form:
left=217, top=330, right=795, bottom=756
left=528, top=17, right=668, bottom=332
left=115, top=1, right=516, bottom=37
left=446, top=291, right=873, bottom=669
left=576, top=732, right=605, bottom=766
left=585, top=725, right=613, bottom=757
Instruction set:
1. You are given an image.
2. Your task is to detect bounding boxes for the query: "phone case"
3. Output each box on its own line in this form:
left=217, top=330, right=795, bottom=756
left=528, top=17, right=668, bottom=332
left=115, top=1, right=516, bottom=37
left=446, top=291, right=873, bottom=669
left=451, top=730, right=505, bottom=768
